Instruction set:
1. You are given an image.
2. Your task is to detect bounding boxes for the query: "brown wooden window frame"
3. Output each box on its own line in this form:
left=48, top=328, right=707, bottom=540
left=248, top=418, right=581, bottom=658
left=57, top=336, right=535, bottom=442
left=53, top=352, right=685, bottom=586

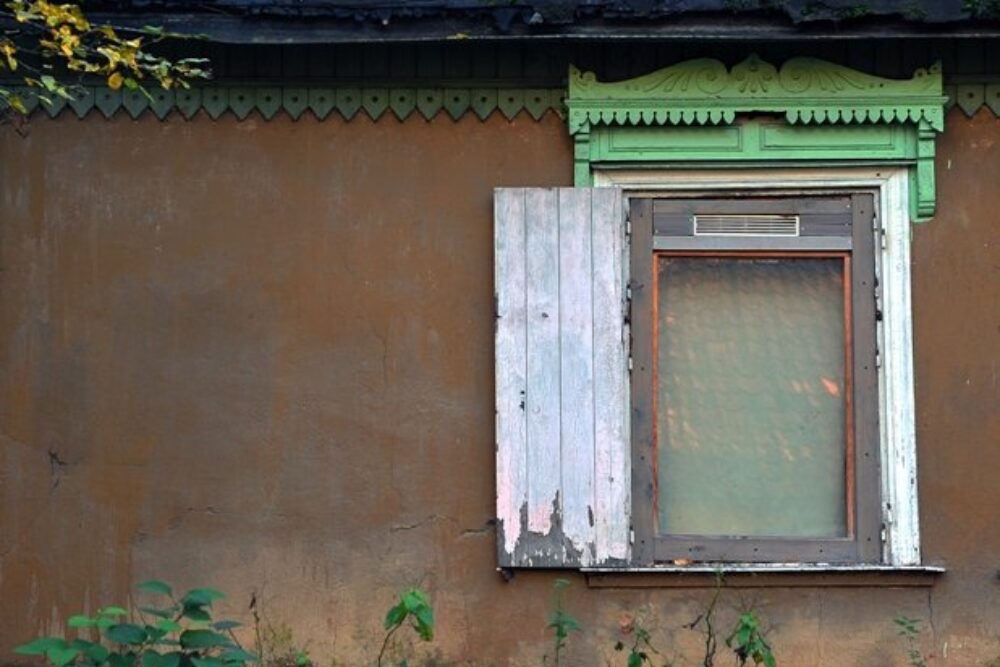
left=629, top=194, right=882, bottom=565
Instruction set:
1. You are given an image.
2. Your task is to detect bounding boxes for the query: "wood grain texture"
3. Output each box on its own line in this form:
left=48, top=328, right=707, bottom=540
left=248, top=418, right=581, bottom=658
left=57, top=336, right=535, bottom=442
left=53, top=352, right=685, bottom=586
left=494, top=189, right=528, bottom=563
left=495, top=187, right=629, bottom=567
left=879, top=170, right=922, bottom=566
left=525, top=188, right=561, bottom=535
left=591, top=188, right=630, bottom=563
left=558, top=188, right=597, bottom=559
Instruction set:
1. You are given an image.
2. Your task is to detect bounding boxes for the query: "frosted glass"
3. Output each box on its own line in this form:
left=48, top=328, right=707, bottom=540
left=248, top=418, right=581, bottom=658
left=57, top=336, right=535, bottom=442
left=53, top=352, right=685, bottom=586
left=656, top=256, right=848, bottom=538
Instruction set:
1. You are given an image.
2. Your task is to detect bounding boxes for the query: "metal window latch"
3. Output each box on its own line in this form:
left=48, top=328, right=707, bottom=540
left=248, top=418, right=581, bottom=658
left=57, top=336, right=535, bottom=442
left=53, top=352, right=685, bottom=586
left=625, top=218, right=632, bottom=238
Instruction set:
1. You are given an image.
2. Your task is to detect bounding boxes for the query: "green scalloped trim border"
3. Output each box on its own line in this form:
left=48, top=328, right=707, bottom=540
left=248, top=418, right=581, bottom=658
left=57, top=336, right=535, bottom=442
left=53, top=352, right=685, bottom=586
left=3, top=85, right=564, bottom=122
left=568, top=54, right=946, bottom=133
left=567, top=55, right=947, bottom=222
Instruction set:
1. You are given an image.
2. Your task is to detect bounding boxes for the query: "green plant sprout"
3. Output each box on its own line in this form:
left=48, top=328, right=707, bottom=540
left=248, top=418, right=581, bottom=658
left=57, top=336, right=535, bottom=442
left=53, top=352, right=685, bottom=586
left=726, top=612, right=776, bottom=667
left=544, top=579, right=580, bottom=667
left=613, top=617, right=673, bottom=667
left=377, top=588, right=434, bottom=667
left=894, top=616, right=929, bottom=667
left=14, top=580, right=258, bottom=667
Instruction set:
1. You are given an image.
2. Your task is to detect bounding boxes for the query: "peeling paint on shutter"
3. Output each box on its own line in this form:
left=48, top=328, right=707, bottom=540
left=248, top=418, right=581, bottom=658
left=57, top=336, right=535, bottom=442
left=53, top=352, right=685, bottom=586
left=494, top=187, right=630, bottom=568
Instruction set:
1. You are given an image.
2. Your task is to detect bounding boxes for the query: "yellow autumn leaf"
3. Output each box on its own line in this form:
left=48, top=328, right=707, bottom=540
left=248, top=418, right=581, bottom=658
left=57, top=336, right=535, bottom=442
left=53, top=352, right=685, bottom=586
left=107, top=71, right=123, bottom=89
left=8, top=94, right=28, bottom=114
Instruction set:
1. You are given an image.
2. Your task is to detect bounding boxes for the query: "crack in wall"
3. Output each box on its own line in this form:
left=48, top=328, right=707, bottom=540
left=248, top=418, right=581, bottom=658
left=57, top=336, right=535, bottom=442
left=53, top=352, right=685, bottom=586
left=47, top=449, right=68, bottom=491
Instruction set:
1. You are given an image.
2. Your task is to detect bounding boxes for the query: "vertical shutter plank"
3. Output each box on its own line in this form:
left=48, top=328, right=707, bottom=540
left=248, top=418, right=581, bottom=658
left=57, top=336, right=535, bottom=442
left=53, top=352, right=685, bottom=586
left=558, top=188, right=597, bottom=562
left=495, top=190, right=528, bottom=565
left=591, top=188, right=630, bottom=563
left=525, top=189, right=563, bottom=536
left=495, top=187, right=628, bottom=568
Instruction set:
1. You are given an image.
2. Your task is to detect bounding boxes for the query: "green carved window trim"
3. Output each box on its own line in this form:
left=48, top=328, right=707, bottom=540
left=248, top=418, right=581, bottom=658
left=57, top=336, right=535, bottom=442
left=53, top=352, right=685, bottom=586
left=567, top=55, right=946, bottom=221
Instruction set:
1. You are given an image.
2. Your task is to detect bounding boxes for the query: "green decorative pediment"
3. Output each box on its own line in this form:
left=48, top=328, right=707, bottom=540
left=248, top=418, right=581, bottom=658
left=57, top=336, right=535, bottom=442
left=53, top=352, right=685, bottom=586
left=567, top=55, right=947, bottom=221
left=568, top=55, right=945, bottom=134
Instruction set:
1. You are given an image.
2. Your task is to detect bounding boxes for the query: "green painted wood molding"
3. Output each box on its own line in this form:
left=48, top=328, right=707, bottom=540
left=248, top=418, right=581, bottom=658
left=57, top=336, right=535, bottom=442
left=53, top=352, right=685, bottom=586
left=3, top=85, right=563, bottom=123
left=567, top=55, right=948, bottom=221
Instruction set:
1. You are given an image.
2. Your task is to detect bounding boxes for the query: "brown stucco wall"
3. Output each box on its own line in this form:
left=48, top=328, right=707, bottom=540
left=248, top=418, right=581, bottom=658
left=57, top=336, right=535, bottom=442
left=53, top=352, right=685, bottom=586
left=0, top=107, right=997, bottom=666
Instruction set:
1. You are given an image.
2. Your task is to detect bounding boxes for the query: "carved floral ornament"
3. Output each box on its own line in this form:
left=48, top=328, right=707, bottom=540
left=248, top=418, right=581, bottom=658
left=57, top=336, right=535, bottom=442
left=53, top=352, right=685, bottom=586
left=567, top=54, right=947, bottom=221
left=567, top=54, right=946, bottom=134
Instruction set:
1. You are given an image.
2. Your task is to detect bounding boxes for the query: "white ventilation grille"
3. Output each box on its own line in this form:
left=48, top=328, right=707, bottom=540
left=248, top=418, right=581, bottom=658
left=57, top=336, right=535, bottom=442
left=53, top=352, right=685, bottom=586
left=694, top=214, right=800, bottom=237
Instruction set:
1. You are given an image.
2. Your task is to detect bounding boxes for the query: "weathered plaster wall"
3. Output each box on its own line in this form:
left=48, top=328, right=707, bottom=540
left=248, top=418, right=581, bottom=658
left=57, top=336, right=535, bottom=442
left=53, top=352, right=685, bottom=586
left=0, top=108, right=997, bottom=666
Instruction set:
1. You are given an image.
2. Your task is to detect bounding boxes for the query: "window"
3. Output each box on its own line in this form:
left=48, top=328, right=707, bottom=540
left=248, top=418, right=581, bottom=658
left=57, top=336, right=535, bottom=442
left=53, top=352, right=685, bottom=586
left=496, top=54, right=940, bottom=571
left=629, top=195, right=881, bottom=564
left=494, top=171, right=922, bottom=571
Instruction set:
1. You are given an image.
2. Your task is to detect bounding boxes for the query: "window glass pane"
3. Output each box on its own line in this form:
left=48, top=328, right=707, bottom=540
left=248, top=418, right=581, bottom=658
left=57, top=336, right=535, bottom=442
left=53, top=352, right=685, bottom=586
left=656, top=256, right=847, bottom=538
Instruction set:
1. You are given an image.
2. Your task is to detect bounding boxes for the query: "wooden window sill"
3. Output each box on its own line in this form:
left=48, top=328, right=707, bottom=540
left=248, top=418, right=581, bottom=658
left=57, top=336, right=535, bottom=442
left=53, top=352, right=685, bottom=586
left=581, top=564, right=946, bottom=588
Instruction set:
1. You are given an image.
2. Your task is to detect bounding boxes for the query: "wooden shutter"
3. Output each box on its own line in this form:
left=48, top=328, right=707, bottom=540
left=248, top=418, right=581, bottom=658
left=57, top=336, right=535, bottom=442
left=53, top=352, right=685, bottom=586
left=494, top=187, right=630, bottom=568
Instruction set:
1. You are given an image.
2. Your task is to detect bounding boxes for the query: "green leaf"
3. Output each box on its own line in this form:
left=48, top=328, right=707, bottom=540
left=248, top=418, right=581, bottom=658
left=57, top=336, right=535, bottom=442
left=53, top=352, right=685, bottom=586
left=401, top=589, right=427, bottom=613
left=14, top=637, right=67, bottom=655
left=628, top=653, right=643, bottom=667
left=100, top=606, right=130, bottom=617
left=105, top=623, right=149, bottom=645
left=46, top=646, right=79, bottom=667
left=181, top=604, right=211, bottom=622
left=159, top=652, right=182, bottom=667
left=383, top=602, right=406, bottom=630
left=156, top=619, right=183, bottom=633
left=192, top=658, right=224, bottom=667
left=182, top=589, right=224, bottom=606
left=83, top=644, right=110, bottom=663
left=108, top=653, right=133, bottom=667
left=68, top=615, right=97, bottom=628
left=141, top=607, right=173, bottom=619
left=413, top=606, right=434, bottom=641
left=141, top=651, right=162, bottom=667
left=211, top=620, right=241, bottom=631
left=764, top=653, right=776, bottom=667
left=138, top=581, right=174, bottom=597
left=220, top=648, right=259, bottom=663
left=179, top=630, right=232, bottom=649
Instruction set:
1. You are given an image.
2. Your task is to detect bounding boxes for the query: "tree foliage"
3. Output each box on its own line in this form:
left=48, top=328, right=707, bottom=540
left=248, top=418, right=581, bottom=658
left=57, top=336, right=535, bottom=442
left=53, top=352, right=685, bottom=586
left=0, top=0, right=209, bottom=114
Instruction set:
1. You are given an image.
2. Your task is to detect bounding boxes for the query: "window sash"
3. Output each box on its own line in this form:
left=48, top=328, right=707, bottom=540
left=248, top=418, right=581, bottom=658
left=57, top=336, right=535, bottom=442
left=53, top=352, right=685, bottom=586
left=630, top=195, right=881, bottom=564
left=653, top=252, right=852, bottom=540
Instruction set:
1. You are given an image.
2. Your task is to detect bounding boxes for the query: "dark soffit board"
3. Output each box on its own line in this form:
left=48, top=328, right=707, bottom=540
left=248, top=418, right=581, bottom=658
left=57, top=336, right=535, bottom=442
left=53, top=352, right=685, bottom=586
left=52, top=0, right=1000, bottom=43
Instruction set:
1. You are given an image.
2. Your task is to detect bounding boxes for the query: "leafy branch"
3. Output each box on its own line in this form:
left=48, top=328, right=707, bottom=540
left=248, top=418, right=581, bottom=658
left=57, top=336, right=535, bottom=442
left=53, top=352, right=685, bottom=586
left=14, top=580, right=258, bottom=667
left=0, top=0, right=209, bottom=114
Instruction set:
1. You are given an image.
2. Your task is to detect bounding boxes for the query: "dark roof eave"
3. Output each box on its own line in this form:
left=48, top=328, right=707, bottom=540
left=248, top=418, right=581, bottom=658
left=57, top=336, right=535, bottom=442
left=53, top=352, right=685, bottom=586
left=79, top=13, right=1000, bottom=44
